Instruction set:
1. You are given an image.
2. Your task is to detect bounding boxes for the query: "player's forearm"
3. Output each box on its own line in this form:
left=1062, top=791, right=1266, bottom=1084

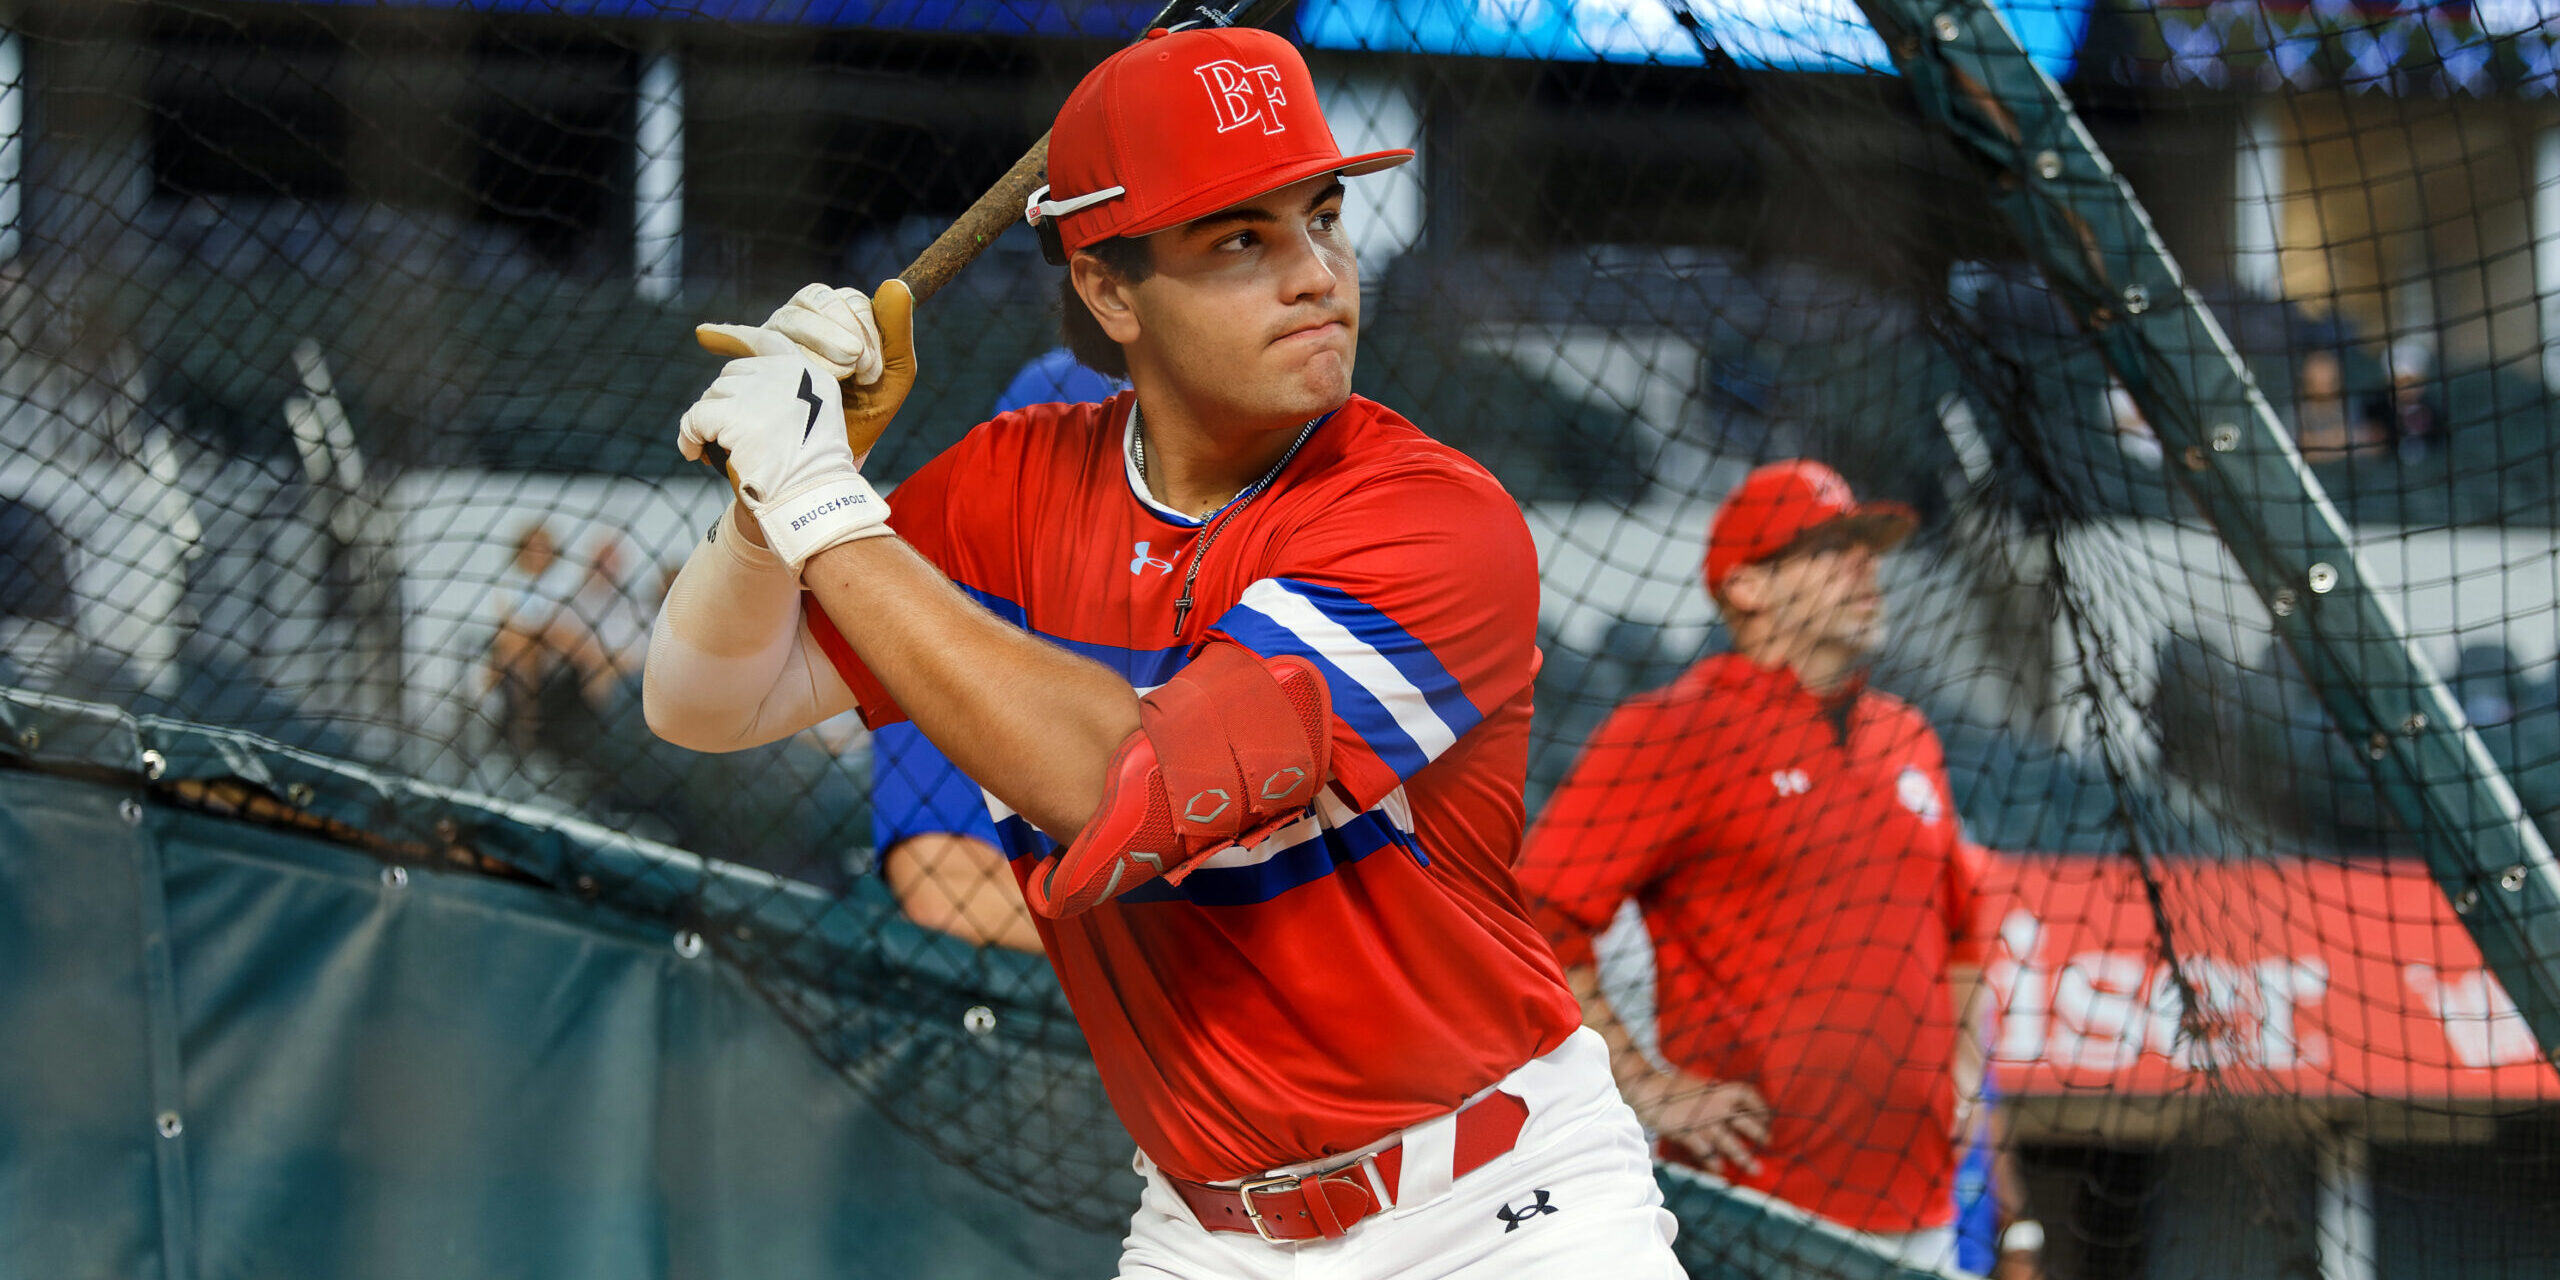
left=803, top=534, right=1139, bottom=842
left=1952, top=963, right=1988, bottom=1138
left=643, top=503, right=850, bottom=750
left=1565, top=962, right=1655, bottom=1096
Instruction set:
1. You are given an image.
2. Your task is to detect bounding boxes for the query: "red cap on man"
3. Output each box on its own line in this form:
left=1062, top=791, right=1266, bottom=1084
left=1705, top=461, right=1917, bottom=596
left=1026, top=26, right=1412, bottom=258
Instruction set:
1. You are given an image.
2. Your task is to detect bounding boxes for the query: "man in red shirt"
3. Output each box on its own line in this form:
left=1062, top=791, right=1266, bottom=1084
left=1516, top=460, right=1990, bottom=1267
left=644, top=26, right=1683, bottom=1280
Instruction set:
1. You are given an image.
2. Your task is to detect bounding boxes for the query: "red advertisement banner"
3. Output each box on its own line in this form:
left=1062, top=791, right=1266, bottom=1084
left=1982, top=855, right=2557, bottom=1098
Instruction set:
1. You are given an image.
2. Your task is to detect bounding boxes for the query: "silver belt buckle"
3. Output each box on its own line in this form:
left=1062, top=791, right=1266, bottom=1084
left=1236, top=1172, right=1304, bottom=1243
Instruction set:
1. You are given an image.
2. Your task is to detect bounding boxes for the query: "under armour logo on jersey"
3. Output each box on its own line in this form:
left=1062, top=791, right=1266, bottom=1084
left=1771, top=768, right=1812, bottom=797
left=1130, top=541, right=1174, bottom=576
left=795, top=370, right=824, bottom=442
left=1495, top=1189, right=1557, bottom=1232
left=1897, top=765, right=1943, bottom=824
left=1195, top=60, right=1288, bottom=135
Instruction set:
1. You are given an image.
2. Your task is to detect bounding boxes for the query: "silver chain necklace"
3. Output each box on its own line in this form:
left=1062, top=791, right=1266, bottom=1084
left=1129, top=403, right=1318, bottom=519
left=1128, top=401, right=1323, bottom=636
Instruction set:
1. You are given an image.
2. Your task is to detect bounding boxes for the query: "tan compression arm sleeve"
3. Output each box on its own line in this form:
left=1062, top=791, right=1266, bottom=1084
left=643, top=502, right=858, bottom=751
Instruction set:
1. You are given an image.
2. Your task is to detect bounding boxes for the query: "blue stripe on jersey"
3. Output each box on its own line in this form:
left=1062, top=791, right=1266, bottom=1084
left=904, top=575, right=1429, bottom=908
left=951, top=581, right=1192, bottom=686
left=1115, top=809, right=1409, bottom=907
left=1214, top=605, right=1431, bottom=778
left=871, top=721, right=1002, bottom=853
left=1214, top=579, right=1482, bottom=781
left=995, top=810, right=1410, bottom=908
left=991, top=812, right=1056, bottom=861
left=1268, top=578, right=1481, bottom=744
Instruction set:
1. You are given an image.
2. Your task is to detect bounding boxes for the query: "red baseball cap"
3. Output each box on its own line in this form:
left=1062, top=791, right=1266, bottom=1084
left=1705, top=461, right=1917, bottom=595
left=1027, top=26, right=1413, bottom=256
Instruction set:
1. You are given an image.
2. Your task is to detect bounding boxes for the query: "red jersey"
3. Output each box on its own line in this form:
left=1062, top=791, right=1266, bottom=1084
left=810, top=393, right=1581, bottom=1183
left=1515, top=653, right=1988, bottom=1233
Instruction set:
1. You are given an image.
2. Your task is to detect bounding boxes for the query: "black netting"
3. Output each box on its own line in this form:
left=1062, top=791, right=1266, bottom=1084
left=6, top=2, right=2559, bottom=1276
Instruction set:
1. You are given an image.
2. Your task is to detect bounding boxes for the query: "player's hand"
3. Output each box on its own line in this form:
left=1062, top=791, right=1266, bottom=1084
left=699, top=279, right=919, bottom=462
left=1994, top=1249, right=2047, bottom=1280
left=760, top=282, right=886, bottom=385
left=1630, top=1072, right=1771, bottom=1177
left=678, top=325, right=892, bottom=576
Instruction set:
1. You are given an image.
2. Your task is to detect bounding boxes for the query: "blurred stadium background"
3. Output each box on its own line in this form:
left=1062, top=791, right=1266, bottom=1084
left=4, top=1, right=2560, bottom=1277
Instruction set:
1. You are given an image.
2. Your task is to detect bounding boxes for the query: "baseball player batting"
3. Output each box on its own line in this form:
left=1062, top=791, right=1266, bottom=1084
left=643, top=26, right=1685, bottom=1279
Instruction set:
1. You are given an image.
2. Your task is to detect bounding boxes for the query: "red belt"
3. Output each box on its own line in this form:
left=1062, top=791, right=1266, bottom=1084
left=1169, top=1090, right=1531, bottom=1243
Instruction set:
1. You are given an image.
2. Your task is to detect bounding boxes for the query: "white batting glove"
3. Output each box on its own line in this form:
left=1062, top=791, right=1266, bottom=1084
left=762, top=283, right=885, bottom=387
left=678, top=325, right=893, bottom=577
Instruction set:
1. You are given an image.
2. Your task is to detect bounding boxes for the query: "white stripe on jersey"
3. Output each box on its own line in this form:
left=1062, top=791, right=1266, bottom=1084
left=1234, top=579, right=1463, bottom=762
left=1189, top=785, right=1416, bottom=873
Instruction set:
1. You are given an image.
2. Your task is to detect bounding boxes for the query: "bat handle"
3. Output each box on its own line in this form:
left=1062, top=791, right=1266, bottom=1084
left=900, top=131, right=1053, bottom=304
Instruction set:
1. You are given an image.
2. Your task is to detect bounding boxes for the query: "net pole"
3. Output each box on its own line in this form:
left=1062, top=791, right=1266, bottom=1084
left=634, top=38, right=684, bottom=304
left=1848, top=0, right=2560, bottom=1064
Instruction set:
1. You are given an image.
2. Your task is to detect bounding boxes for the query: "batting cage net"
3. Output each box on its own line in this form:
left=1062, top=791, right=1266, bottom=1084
left=4, top=1, right=2559, bottom=1276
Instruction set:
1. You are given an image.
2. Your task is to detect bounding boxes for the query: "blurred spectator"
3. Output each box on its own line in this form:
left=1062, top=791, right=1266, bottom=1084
left=1516, top=461, right=2006, bottom=1272
left=2291, top=350, right=2384, bottom=462
left=0, top=494, right=80, bottom=689
left=994, top=346, right=1123, bottom=412
left=2387, top=341, right=2443, bottom=464
left=571, top=536, right=653, bottom=699
left=865, top=348, right=1124, bottom=951
left=871, top=724, right=1035, bottom=949
left=483, top=520, right=608, bottom=755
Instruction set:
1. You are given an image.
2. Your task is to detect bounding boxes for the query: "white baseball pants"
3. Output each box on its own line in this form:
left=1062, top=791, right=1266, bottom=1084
left=1114, top=1028, right=1685, bottom=1280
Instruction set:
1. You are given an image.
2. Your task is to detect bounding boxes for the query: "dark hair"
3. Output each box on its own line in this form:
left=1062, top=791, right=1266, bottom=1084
left=1057, top=235, right=1154, bottom=380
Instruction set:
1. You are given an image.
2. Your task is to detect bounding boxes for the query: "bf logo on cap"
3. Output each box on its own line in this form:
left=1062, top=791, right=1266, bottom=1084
left=1195, top=60, right=1288, bottom=135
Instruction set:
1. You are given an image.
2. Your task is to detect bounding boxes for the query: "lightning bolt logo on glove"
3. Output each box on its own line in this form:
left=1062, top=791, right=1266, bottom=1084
left=678, top=318, right=899, bottom=579
left=796, top=371, right=824, bottom=443
left=704, top=279, right=919, bottom=463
